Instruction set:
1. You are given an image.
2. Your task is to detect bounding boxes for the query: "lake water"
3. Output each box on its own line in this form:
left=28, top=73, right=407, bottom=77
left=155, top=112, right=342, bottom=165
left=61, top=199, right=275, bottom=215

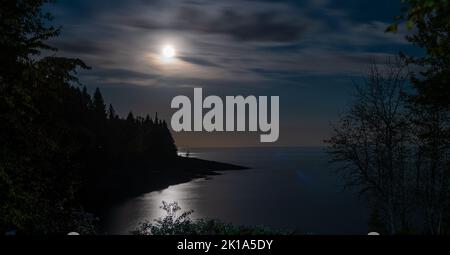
left=102, top=147, right=369, bottom=235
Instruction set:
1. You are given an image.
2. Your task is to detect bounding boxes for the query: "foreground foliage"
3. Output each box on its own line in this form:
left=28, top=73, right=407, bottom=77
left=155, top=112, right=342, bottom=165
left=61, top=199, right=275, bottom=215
left=132, top=202, right=292, bottom=235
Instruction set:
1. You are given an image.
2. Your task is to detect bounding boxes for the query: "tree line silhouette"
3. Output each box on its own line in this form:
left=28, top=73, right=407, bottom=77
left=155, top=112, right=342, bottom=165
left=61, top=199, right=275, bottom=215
left=0, top=0, right=177, bottom=234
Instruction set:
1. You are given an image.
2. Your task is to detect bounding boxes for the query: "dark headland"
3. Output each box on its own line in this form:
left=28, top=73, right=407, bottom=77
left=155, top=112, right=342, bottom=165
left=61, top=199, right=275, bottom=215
left=84, top=156, right=249, bottom=211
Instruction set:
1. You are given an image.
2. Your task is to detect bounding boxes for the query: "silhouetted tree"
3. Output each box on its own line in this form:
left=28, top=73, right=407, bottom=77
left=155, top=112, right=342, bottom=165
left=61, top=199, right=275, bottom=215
left=155, top=112, right=159, bottom=124
left=127, top=111, right=135, bottom=122
left=108, top=104, right=117, bottom=120
left=387, top=0, right=450, bottom=234
left=92, top=88, right=106, bottom=119
left=395, top=1, right=450, bottom=108
left=326, top=59, right=414, bottom=234
left=0, top=0, right=91, bottom=234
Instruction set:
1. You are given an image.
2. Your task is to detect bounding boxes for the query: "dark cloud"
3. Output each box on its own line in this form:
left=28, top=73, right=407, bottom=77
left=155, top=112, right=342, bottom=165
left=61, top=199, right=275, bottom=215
left=86, top=68, right=160, bottom=80
left=178, top=56, right=221, bottom=67
left=250, top=68, right=308, bottom=83
left=209, top=9, right=305, bottom=42
left=52, top=40, right=111, bottom=55
left=126, top=7, right=306, bottom=43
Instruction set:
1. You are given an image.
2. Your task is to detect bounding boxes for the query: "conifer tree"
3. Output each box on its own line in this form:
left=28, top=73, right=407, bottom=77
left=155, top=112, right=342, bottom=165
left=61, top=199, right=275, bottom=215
left=92, top=88, right=106, bottom=119
left=108, top=104, right=117, bottom=120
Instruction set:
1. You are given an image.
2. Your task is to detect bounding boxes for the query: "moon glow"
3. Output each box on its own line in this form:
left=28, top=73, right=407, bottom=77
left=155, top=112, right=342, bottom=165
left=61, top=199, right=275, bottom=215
left=162, top=45, right=176, bottom=59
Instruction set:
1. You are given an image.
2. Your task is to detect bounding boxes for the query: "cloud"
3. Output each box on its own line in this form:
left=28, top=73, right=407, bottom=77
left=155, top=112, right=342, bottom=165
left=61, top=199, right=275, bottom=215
left=85, top=68, right=160, bottom=80
left=123, top=6, right=307, bottom=43
left=178, top=56, right=222, bottom=67
left=50, top=0, right=411, bottom=89
left=52, top=39, right=111, bottom=55
left=211, top=9, right=305, bottom=42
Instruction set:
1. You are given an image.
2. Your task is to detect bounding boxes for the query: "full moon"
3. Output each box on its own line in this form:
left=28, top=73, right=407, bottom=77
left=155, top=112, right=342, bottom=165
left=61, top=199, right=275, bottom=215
left=162, top=45, right=176, bottom=59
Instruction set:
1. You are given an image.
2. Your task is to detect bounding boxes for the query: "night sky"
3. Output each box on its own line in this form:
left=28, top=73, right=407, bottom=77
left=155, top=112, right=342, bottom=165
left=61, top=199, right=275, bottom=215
left=47, top=0, right=419, bottom=148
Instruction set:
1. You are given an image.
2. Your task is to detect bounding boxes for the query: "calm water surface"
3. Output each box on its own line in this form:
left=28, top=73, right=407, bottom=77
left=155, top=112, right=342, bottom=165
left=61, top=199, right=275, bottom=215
left=102, top=147, right=369, bottom=234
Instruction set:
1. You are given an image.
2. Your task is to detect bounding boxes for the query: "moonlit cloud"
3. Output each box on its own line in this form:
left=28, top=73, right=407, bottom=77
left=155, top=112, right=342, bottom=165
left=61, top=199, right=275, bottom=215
left=50, top=0, right=409, bottom=88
